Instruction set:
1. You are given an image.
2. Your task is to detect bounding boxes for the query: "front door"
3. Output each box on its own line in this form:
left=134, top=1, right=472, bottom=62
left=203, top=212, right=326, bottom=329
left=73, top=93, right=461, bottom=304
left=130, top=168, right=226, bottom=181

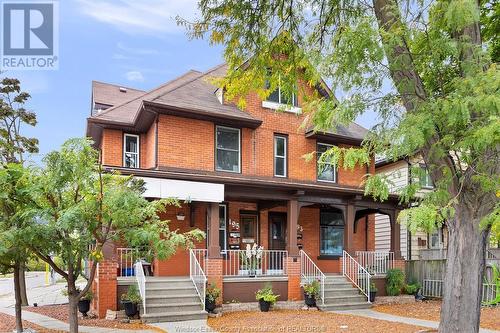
left=269, top=213, right=287, bottom=250
left=240, top=215, right=258, bottom=248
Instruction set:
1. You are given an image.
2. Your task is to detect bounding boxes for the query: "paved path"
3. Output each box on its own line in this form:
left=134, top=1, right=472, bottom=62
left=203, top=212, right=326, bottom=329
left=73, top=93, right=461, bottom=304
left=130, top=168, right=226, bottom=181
left=152, top=319, right=216, bottom=332
left=334, top=309, right=500, bottom=333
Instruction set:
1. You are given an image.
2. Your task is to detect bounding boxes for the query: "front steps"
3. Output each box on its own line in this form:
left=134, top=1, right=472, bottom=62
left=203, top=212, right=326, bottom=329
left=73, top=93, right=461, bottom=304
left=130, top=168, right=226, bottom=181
left=140, top=277, right=207, bottom=323
left=317, top=274, right=372, bottom=311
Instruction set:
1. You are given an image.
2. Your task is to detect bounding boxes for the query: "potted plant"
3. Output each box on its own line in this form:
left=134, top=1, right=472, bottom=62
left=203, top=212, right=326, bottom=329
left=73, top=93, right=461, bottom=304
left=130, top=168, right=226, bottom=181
left=255, top=284, right=279, bottom=312
left=239, top=244, right=264, bottom=277
left=77, top=290, right=93, bottom=317
left=205, top=283, right=221, bottom=313
left=369, top=282, right=378, bottom=302
left=303, top=280, right=320, bottom=307
left=121, top=285, right=142, bottom=318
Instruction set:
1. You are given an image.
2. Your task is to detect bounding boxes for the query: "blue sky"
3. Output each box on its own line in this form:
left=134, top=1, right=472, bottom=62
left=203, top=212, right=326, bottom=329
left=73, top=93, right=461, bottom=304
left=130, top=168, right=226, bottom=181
left=10, top=0, right=376, bottom=162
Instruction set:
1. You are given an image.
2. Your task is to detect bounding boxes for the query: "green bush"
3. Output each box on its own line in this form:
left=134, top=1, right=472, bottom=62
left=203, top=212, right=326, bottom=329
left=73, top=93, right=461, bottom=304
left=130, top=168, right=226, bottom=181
left=26, top=257, right=46, bottom=271
left=404, top=282, right=421, bottom=295
left=121, top=285, right=142, bottom=304
left=386, top=269, right=405, bottom=296
left=303, top=280, right=320, bottom=297
left=255, top=283, right=279, bottom=305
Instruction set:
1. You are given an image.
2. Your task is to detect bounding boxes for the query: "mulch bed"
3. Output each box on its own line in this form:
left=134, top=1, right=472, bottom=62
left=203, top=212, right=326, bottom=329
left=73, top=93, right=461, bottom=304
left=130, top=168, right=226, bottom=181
left=208, top=309, right=429, bottom=333
left=0, top=312, right=64, bottom=333
left=373, top=300, right=500, bottom=331
left=25, top=304, right=164, bottom=331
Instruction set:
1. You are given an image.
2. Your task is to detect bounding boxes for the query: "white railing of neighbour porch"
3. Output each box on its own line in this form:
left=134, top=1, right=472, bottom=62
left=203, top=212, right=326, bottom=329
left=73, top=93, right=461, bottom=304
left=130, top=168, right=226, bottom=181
left=118, top=247, right=139, bottom=277
left=300, top=250, right=325, bottom=305
left=134, top=261, right=147, bottom=314
left=223, top=250, right=288, bottom=277
left=343, top=251, right=371, bottom=301
left=190, top=249, right=207, bottom=309
left=356, top=251, right=394, bottom=275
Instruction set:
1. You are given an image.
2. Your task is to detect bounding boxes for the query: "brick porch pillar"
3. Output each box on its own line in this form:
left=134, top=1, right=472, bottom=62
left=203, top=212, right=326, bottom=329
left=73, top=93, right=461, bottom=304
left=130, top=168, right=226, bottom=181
left=344, top=202, right=355, bottom=255
left=287, top=256, right=302, bottom=301
left=206, top=258, right=223, bottom=305
left=94, top=259, right=118, bottom=318
left=206, top=202, right=223, bottom=304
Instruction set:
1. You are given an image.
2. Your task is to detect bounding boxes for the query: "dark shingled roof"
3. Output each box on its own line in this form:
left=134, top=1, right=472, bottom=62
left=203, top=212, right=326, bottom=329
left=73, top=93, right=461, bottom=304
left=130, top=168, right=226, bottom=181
left=92, top=81, right=145, bottom=109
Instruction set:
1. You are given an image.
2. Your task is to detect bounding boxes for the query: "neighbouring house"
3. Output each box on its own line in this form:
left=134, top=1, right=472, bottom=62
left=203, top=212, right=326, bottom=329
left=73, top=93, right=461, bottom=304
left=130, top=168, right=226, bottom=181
left=86, top=64, right=405, bottom=322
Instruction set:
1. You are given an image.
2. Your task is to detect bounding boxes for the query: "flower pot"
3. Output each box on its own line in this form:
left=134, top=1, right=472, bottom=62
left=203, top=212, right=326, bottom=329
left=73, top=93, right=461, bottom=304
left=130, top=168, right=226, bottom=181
left=122, top=300, right=138, bottom=318
left=369, top=291, right=377, bottom=303
left=304, top=293, right=316, bottom=307
left=205, top=298, right=216, bottom=313
left=78, top=299, right=91, bottom=317
left=258, top=299, right=271, bottom=312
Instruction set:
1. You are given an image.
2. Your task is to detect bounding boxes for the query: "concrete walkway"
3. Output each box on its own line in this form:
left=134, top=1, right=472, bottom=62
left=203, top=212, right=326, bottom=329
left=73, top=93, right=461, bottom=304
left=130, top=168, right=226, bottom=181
left=334, top=309, right=500, bottom=333
left=152, top=319, right=217, bottom=332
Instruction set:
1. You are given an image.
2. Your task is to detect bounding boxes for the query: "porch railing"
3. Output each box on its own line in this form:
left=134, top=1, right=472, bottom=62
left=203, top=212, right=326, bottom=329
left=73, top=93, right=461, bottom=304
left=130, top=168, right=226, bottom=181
left=134, top=261, right=147, bottom=314
left=343, top=251, right=371, bottom=302
left=356, top=251, right=394, bottom=275
left=118, top=247, right=139, bottom=277
left=300, top=250, right=325, bottom=305
left=223, top=250, right=288, bottom=277
left=189, top=249, right=207, bottom=309
left=192, top=249, right=207, bottom=272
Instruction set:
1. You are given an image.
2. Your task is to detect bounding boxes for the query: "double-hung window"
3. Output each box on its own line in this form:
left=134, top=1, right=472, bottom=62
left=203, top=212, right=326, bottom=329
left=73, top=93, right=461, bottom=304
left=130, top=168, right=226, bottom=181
left=274, top=135, right=287, bottom=177
left=317, top=143, right=336, bottom=182
left=419, top=164, right=433, bottom=188
left=216, top=126, right=240, bottom=173
left=206, top=204, right=228, bottom=253
left=320, top=210, right=344, bottom=256
left=123, top=134, right=139, bottom=168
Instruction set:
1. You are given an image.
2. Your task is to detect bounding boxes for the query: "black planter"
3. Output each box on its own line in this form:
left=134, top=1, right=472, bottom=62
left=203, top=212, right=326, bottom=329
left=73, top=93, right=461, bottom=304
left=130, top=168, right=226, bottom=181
left=369, top=291, right=377, bottom=303
left=205, top=298, right=216, bottom=313
left=258, top=299, right=271, bottom=312
left=78, top=299, right=90, bottom=317
left=304, top=293, right=316, bottom=307
left=122, top=300, right=138, bottom=318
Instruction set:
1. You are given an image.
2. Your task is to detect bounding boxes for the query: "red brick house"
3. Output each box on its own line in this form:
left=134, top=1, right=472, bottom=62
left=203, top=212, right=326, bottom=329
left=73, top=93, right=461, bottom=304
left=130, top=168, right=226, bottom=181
left=86, top=64, right=404, bottom=322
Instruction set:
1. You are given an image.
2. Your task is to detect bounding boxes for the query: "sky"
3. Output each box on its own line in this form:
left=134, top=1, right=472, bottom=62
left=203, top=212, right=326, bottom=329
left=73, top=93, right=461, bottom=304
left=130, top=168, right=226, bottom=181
left=9, top=0, right=376, bottom=162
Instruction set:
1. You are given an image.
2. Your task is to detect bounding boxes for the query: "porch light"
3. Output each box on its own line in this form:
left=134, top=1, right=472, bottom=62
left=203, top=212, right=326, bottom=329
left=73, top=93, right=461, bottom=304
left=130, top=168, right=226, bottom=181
left=176, top=212, right=186, bottom=221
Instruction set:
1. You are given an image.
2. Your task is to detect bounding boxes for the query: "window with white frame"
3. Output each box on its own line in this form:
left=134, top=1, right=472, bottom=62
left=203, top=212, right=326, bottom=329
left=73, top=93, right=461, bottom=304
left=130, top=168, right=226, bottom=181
left=317, top=143, right=337, bottom=182
left=206, top=204, right=227, bottom=253
left=123, top=134, right=139, bottom=168
left=216, top=126, right=240, bottom=172
left=429, top=229, right=442, bottom=249
left=264, top=78, right=299, bottom=108
left=419, top=164, right=433, bottom=188
left=274, top=135, right=287, bottom=177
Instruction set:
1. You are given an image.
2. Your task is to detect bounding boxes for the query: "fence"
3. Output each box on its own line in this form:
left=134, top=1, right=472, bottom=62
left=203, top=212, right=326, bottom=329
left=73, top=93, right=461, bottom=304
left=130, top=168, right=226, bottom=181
left=422, top=279, right=497, bottom=303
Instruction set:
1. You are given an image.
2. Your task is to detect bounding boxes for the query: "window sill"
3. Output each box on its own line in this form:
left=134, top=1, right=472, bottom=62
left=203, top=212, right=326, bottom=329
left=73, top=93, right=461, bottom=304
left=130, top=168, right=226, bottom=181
left=317, top=255, right=341, bottom=260
left=317, top=179, right=338, bottom=184
left=262, top=101, right=301, bottom=114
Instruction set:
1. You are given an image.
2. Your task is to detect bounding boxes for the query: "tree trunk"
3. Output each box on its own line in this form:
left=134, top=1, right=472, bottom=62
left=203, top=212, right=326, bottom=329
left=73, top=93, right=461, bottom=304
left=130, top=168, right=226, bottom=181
left=19, top=263, right=28, bottom=306
left=439, top=201, right=490, bottom=333
left=67, top=279, right=80, bottom=333
left=13, top=263, right=23, bottom=333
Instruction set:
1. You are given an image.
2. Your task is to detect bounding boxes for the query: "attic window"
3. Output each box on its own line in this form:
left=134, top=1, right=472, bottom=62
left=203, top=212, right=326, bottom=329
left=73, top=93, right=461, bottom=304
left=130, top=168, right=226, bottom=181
left=119, top=87, right=127, bottom=93
left=263, top=78, right=300, bottom=113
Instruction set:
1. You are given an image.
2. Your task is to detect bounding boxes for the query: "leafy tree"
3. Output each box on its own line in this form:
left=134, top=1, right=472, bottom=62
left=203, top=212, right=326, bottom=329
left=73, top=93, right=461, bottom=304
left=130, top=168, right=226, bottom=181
left=28, top=138, right=204, bottom=333
left=0, top=78, right=39, bottom=332
left=182, top=0, right=499, bottom=331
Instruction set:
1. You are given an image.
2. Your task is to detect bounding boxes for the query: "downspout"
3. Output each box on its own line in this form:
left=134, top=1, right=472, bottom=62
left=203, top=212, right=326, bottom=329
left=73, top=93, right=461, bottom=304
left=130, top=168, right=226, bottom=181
left=405, top=157, right=412, bottom=259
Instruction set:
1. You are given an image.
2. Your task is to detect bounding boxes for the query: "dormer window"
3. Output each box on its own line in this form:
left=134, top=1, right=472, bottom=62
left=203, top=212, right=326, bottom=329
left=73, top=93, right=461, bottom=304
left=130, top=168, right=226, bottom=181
left=263, top=79, right=300, bottom=112
left=124, top=134, right=139, bottom=168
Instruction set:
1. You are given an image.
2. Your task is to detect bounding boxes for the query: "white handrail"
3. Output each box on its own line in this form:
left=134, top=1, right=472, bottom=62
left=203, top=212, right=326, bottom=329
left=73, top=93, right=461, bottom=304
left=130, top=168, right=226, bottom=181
left=190, top=249, right=207, bottom=309
left=300, top=250, right=325, bottom=305
left=118, top=247, right=139, bottom=276
left=343, top=251, right=371, bottom=302
left=134, top=261, right=147, bottom=314
left=355, top=251, right=394, bottom=275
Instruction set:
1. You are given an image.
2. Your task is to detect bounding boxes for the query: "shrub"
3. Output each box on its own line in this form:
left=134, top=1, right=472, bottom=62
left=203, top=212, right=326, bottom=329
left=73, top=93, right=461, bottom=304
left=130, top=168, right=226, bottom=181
left=404, top=282, right=421, bottom=295
left=386, top=268, right=405, bottom=296
left=370, top=282, right=378, bottom=293
left=206, top=283, right=221, bottom=302
left=303, top=280, right=320, bottom=297
left=255, top=283, right=279, bottom=305
left=26, top=257, right=46, bottom=271
left=121, top=285, right=142, bottom=304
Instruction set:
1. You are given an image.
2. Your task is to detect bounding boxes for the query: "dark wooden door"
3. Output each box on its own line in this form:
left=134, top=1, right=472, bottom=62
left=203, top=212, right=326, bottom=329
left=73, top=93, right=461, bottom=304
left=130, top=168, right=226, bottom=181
left=269, top=213, right=287, bottom=250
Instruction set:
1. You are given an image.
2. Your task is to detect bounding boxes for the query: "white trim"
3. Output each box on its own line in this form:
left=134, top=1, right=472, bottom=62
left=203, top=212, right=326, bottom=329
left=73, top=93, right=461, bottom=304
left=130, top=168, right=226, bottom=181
left=215, top=125, right=241, bottom=173
left=136, top=177, right=224, bottom=202
left=317, top=142, right=337, bottom=183
left=262, top=100, right=302, bottom=114
left=274, top=135, right=287, bottom=177
left=123, top=133, right=140, bottom=168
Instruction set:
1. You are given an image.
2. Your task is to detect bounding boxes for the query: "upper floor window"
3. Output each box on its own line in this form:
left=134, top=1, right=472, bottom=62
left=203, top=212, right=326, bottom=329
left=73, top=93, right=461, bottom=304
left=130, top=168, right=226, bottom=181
left=274, top=135, right=287, bottom=177
left=123, top=134, right=139, bottom=168
left=216, top=126, right=240, bottom=173
left=419, top=164, right=433, bottom=188
left=317, top=143, right=337, bottom=182
left=263, top=78, right=300, bottom=112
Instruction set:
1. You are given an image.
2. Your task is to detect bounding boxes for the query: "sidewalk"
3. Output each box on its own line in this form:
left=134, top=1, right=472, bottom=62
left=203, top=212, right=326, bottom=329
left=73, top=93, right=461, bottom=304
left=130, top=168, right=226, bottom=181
left=334, top=309, right=500, bottom=333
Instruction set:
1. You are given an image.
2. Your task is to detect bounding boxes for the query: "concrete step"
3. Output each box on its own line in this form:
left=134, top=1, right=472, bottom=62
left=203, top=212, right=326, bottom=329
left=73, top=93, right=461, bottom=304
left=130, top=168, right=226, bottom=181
left=141, top=310, right=208, bottom=323
left=145, top=280, right=194, bottom=288
left=324, top=295, right=367, bottom=305
left=145, top=302, right=203, bottom=314
left=146, top=286, right=197, bottom=296
left=324, top=288, right=360, bottom=297
left=324, top=282, right=354, bottom=289
left=318, top=302, right=372, bottom=311
left=145, top=294, right=200, bottom=304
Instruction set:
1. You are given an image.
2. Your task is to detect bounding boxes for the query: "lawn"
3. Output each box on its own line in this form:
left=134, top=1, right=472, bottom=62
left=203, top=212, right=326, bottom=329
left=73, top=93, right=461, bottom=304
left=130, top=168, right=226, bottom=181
left=208, top=309, right=429, bottom=333
left=373, top=300, right=500, bottom=331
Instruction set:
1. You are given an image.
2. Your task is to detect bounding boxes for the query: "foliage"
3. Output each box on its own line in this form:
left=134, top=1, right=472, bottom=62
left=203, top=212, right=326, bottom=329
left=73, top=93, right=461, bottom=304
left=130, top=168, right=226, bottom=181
left=483, top=264, right=500, bottom=306
left=121, top=285, right=141, bottom=304
left=386, top=269, right=405, bottom=296
left=480, top=0, right=500, bottom=63
left=255, top=284, right=279, bottom=305
left=404, top=282, right=421, bottom=295
left=303, top=280, right=320, bottom=297
left=370, top=282, right=378, bottom=293
left=0, top=78, right=38, bottom=164
left=206, top=283, right=221, bottom=302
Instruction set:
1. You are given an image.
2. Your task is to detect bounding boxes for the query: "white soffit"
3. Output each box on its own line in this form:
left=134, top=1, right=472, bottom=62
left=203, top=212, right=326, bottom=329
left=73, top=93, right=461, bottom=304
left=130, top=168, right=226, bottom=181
left=136, top=177, right=224, bottom=203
